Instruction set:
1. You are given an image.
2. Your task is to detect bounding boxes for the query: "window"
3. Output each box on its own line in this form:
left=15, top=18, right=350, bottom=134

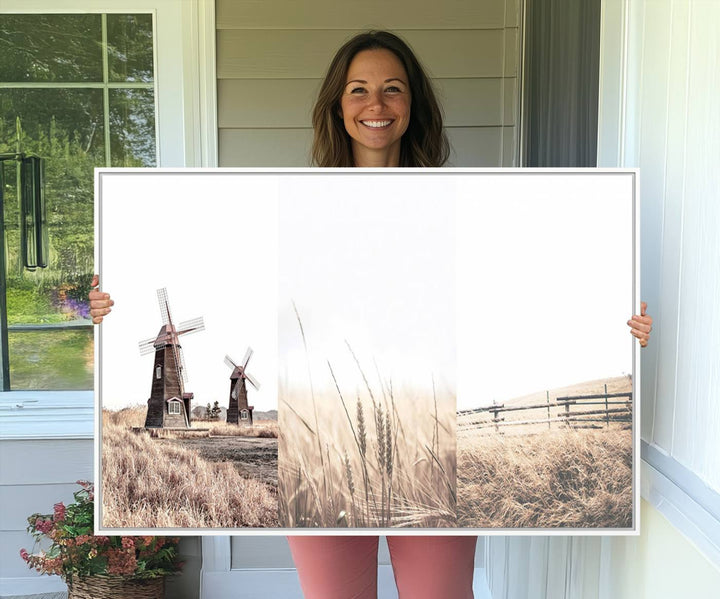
left=0, top=13, right=156, bottom=390
left=240, top=409, right=248, bottom=420
left=168, top=401, right=180, bottom=415
left=156, top=365, right=162, bottom=379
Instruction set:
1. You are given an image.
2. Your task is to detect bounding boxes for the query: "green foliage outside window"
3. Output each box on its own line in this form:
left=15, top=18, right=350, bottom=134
left=0, top=13, right=156, bottom=389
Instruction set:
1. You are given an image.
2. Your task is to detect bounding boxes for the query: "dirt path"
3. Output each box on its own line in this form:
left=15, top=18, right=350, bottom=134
left=157, top=436, right=278, bottom=488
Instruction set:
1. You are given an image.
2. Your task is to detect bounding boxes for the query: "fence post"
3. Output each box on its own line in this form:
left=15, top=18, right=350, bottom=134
left=605, top=383, right=609, bottom=428
left=564, top=401, right=570, bottom=427
left=546, top=390, right=551, bottom=430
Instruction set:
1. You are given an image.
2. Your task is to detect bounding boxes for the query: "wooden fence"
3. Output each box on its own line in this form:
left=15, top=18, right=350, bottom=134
left=458, top=387, right=632, bottom=433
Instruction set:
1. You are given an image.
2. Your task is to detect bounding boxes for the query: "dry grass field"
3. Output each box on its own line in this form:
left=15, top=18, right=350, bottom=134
left=279, top=374, right=456, bottom=529
left=457, top=378, right=633, bottom=529
left=102, top=407, right=278, bottom=528
left=458, top=429, right=632, bottom=528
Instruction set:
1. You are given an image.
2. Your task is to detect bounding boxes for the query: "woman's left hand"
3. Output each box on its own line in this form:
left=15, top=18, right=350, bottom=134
left=89, top=274, right=114, bottom=324
left=628, top=301, right=652, bottom=348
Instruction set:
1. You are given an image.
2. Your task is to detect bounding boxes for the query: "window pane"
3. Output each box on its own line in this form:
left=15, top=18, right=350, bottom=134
left=0, top=14, right=102, bottom=82
left=1, top=88, right=103, bottom=283
left=0, top=88, right=106, bottom=164
left=8, top=329, right=93, bottom=390
left=2, top=89, right=101, bottom=390
left=109, top=89, right=156, bottom=166
left=107, top=14, right=154, bottom=83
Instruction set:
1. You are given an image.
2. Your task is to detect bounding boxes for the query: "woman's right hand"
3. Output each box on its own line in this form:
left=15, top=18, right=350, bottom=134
left=89, top=274, right=114, bottom=324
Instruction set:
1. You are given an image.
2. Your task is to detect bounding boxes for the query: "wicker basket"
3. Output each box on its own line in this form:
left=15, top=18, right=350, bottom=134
left=67, top=575, right=165, bottom=599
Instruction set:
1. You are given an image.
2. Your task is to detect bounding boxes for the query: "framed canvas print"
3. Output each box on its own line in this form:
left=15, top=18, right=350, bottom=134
left=95, top=169, right=638, bottom=534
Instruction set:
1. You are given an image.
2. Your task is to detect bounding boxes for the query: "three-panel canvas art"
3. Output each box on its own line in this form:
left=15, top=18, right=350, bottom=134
left=95, top=169, right=639, bottom=534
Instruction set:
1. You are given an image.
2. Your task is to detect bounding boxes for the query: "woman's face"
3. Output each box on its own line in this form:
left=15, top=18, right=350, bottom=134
left=340, top=48, right=411, bottom=166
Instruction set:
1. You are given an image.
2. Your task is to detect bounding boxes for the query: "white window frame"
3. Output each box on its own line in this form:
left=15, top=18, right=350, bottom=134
left=0, top=0, right=217, bottom=443
left=168, top=400, right=181, bottom=415
left=4, top=0, right=217, bottom=169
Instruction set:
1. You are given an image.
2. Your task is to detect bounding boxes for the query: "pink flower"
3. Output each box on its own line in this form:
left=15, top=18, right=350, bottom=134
left=53, top=502, right=66, bottom=522
left=19, top=548, right=29, bottom=562
left=121, top=537, right=135, bottom=549
left=107, top=548, right=137, bottom=576
left=34, top=518, right=53, bottom=534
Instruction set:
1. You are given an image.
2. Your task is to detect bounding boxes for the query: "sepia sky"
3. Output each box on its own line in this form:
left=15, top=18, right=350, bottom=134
left=456, top=173, right=634, bottom=409
left=278, top=173, right=457, bottom=401
left=98, top=171, right=279, bottom=412
left=97, top=171, right=634, bottom=414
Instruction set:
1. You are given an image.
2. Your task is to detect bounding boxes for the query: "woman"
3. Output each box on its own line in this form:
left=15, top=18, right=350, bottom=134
left=90, top=30, right=653, bottom=599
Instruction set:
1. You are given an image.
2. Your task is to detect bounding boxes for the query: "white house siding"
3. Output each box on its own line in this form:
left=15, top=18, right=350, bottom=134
left=216, top=0, right=521, bottom=167
left=0, top=437, right=92, bottom=594
left=485, top=0, right=720, bottom=597
left=612, top=0, right=720, bottom=490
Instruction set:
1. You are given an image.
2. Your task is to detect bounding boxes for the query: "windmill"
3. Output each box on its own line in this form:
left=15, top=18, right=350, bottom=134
left=138, top=288, right=205, bottom=429
left=225, top=348, right=260, bottom=426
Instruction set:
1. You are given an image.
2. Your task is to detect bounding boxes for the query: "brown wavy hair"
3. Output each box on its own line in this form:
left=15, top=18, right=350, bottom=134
left=311, top=31, right=449, bottom=167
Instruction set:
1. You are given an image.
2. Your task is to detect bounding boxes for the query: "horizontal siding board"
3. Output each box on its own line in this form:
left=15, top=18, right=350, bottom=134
left=217, top=30, right=507, bottom=79
left=1, top=531, right=47, bottom=578
left=217, top=0, right=507, bottom=30
left=446, top=127, right=504, bottom=167
left=218, top=79, right=318, bottom=128
left=219, top=78, right=513, bottom=128
left=0, top=483, right=81, bottom=530
left=505, top=0, right=521, bottom=28
left=219, top=129, right=313, bottom=166
left=219, top=127, right=510, bottom=167
left=0, top=439, right=93, bottom=485
left=438, top=79, right=508, bottom=126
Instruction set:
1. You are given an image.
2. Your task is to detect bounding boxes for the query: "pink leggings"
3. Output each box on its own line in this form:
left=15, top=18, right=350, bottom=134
left=287, top=536, right=477, bottom=599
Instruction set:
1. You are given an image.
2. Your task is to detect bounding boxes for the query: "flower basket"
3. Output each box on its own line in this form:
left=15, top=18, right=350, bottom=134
left=20, top=482, right=181, bottom=596
left=68, top=575, right=165, bottom=599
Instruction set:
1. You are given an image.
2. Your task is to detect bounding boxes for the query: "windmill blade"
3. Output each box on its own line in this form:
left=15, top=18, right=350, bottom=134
left=224, top=355, right=238, bottom=370
left=245, top=371, right=261, bottom=391
left=177, top=345, right=189, bottom=382
left=241, top=347, right=253, bottom=369
left=178, top=316, right=205, bottom=336
left=157, top=288, right=173, bottom=325
left=138, top=337, right=157, bottom=355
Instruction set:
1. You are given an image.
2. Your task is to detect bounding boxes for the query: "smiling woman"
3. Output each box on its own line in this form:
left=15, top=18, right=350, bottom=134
left=311, top=30, right=449, bottom=168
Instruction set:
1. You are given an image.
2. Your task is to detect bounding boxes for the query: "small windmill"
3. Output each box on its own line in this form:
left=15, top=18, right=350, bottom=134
left=138, top=288, right=205, bottom=429
left=225, top=348, right=260, bottom=426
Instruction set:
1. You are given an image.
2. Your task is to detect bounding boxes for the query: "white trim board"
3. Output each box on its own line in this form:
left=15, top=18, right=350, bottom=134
left=0, top=392, right=93, bottom=440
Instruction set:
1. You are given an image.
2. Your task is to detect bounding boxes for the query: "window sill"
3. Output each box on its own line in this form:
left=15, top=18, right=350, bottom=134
left=0, top=391, right=93, bottom=440
left=641, top=441, right=720, bottom=567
